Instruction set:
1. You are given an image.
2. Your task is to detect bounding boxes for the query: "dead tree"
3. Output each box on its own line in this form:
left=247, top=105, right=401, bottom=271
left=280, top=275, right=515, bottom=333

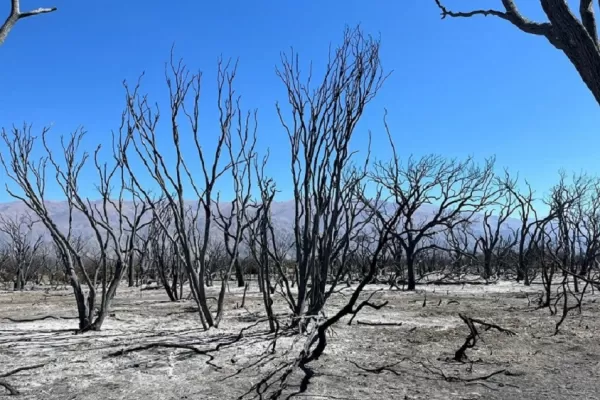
left=131, top=227, right=153, bottom=286
left=122, top=53, right=255, bottom=329
left=245, top=159, right=297, bottom=326
left=434, top=0, right=600, bottom=106
left=444, top=220, right=477, bottom=278
left=502, top=173, right=551, bottom=284
left=0, top=213, right=43, bottom=290
left=275, top=26, right=386, bottom=323
left=547, top=172, right=591, bottom=288
left=0, top=246, right=10, bottom=285
left=245, top=154, right=279, bottom=332
left=523, top=172, right=600, bottom=333
left=371, top=133, right=496, bottom=290
left=1, top=125, right=93, bottom=331
left=470, top=175, right=519, bottom=280
left=215, top=197, right=250, bottom=288
left=0, top=0, right=56, bottom=45
left=242, top=186, right=407, bottom=399
left=212, top=107, right=258, bottom=315
left=0, top=124, right=147, bottom=331
left=298, top=183, right=407, bottom=366
left=48, top=128, right=150, bottom=331
left=539, top=221, right=561, bottom=307
left=145, top=204, right=185, bottom=300
left=540, top=172, right=597, bottom=333
left=574, top=179, right=600, bottom=280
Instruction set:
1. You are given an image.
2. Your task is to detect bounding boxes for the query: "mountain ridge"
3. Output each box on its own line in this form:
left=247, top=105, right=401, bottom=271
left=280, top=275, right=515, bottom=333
left=0, top=200, right=523, bottom=249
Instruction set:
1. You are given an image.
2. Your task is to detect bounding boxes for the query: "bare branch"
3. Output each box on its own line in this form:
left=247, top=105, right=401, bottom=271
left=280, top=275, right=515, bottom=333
left=0, top=0, right=57, bottom=45
left=434, top=0, right=554, bottom=36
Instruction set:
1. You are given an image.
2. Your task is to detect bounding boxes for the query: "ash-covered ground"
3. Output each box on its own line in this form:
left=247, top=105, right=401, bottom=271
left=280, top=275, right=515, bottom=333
left=1, top=281, right=599, bottom=399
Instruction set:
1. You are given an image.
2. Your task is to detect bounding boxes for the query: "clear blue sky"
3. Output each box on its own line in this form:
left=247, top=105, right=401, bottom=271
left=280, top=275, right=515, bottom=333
left=1, top=0, right=599, bottom=205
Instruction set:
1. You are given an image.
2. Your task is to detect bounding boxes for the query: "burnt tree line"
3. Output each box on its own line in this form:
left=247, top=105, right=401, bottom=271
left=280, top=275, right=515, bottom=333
left=2, top=0, right=600, bottom=396
left=1, top=27, right=599, bottom=398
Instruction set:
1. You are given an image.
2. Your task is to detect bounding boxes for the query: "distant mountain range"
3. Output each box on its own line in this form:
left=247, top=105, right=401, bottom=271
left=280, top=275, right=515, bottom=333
left=0, top=199, right=524, bottom=250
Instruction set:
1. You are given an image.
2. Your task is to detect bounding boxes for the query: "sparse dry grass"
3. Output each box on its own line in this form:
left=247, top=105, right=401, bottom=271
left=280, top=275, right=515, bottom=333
left=1, top=281, right=599, bottom=399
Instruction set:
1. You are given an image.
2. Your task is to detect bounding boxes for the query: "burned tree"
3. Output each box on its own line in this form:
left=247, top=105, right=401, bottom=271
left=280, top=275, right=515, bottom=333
left=470, top=174, right=519, bottom=280
left=0, top=124, right=148, bottom=332
left=444, top=220, right=477, bottom=277
left=434, top=0, right=600, bottom=106
left=245, top=154, right=280, bottom=332
left=1, top=125, right=92, bottom=331
left=275, top=26, right=385, bottom=322
left=122, top=53, right=256, bottom=329
left=0, top=0, right=56, bottom=45
left=371, top=131, right=496, bottom=290
left=0, top=213, right=43, bottom=290
left=501, top=175, right=551, bottom=285
left=540, top=172, right=596, bottom=332
left=145, top=203, right=186, bottom=300
left=212, top=107, right=257, bottom=302
left=573, top=179, right=600, bottom=281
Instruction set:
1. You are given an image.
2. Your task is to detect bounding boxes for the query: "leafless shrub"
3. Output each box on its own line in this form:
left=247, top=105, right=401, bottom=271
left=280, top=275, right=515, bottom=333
left=121, top=51, right=256, bottom=329
left=274, top=25, right=385, bottom=324
left=0, top=124, right=148, bottom=332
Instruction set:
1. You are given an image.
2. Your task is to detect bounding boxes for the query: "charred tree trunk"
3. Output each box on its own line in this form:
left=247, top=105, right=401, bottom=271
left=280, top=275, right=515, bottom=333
left=128, top=260, right=134, bottom=287
left=406, top=252, right=416, bottom=291
left=482, top=251, right=492, bottom=280
left=234, top=259, right=245, bottom=287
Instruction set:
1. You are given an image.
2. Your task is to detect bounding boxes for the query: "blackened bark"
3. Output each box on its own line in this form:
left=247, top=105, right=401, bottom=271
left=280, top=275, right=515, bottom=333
left=435, top=0, right=600, bottom=106
left=234, top=259, right=245, bottom=287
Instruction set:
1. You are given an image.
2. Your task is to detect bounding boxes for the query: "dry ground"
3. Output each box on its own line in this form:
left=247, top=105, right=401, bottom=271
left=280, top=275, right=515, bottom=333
left=1, top=280, right=599, bottom=399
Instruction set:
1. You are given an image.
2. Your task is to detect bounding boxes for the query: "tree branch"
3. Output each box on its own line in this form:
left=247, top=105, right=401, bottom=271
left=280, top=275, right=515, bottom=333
left=433, top=0, right=555, bottom=37
left=0, top=0, right=57, bottom=45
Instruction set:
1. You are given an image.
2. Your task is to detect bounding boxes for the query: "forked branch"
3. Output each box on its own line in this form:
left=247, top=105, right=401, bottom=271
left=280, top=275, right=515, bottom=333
left=0, top=0, right=57, bottom=45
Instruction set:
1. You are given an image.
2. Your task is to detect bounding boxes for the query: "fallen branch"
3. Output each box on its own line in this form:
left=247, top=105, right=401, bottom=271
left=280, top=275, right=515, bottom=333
left=107, top=318, right=272, bottom=370
left=356, top=320, right=402, bottom=327
left=237, top=330, right=316, bottom=399
left=419, top=360, right=508, bottom=383
left=455, top=314, right=516, bottom=362
left=346, top=290, right=388, bottom=325
left=0, top=363, right=50, bottom=378
left=349, top=360, right=404, bottom=376
left=0, top=362, right=50, bottom=395
left=2, top=315, right=78, bottom=323
left=107, top=342, right=210, bottom=357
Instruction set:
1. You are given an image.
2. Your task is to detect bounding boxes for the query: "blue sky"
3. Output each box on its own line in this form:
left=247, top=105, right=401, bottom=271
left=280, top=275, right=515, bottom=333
left=1, top=0, right=599, bottom=206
